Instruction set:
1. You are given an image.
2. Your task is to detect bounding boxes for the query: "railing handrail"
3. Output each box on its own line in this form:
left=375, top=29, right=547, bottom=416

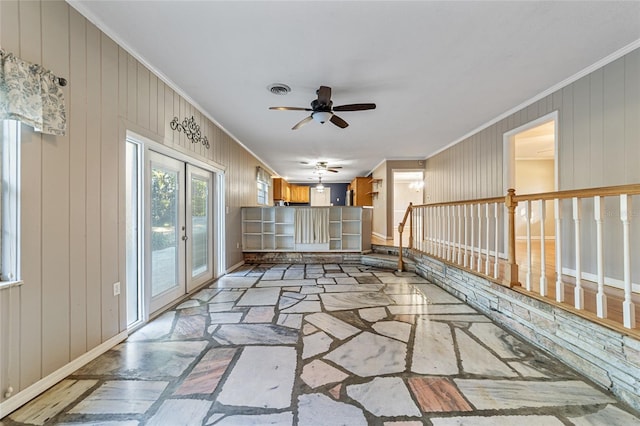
left=410, top=196, right=504, bottom=209
left=513, top=183, right=640, bottom=202
left=397, top=202, right=413, bottom=271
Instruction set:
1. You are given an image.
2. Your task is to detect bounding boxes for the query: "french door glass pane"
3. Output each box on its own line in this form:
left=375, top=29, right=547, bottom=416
left=125, top=141, right=140, bottom=325
left=151, top=166, right=179, bottom=296
left=191, top=175, right=209, bottom=277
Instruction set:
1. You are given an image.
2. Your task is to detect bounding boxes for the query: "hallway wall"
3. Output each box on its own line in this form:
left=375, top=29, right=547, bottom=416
left=424, top=48, right=640, bottom=284
left=0, top=0, right=271, bottom=409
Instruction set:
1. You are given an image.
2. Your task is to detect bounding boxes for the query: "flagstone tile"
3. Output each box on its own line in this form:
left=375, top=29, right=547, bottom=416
left=323, top=284, right=384, bottom=293
left=456, top=330, right=518, bottom=377
left=277, top=313, right=303, bottom=329
left=284, top=270, right=305, bottom=279
left=301, top=359, right=349, bottom=389
left=423, top=314, right=492, bottom=322
left=208, top=302, right=237, bottom=312
left=300, top=286, right=324, bottom=294
left=58, top=421, right=139, bottom=426
left=298, top=393, right=367, bottom=426
left=508, top=361, right=550, bottom=378
left=324, top=331, right=406, bottom=377
left=210, top=312, right=243, bottom=324
left=411, top=319, right=458, bottom=375
left=127, top=311, right=175, bottom=341
left=213, top=324, right=298, bottom=345
left=347, top=377, right=421, bottom=417
left=171, top=314, right=207, bottom=339
left=68, top=381, right=167, bottom=414
left=303, top=323, right=319, bottom=334
left=280, top=300, right=322, bottom=313
left=210, top=291, right=243, bottom=303
left=389, top=304, right=477, bottom=315
left=217, top=346, right=296, bottom=409
left=236, top=287, right=280, bottom=306
left=192, top=288, right=219, bottom=302
left=282, top=286, right=301, bottom=292
left=317, top=278, right=336, bottom=285
left=569, top=404, right=640, bottom=425
left=372, top=320, right=412, bottom=342
left=258, top=279, right=317, bottom=287
left=335, top=277, right=359, bottom=284
left=174, top=347, right=237, bottom=395
left=303, top=331, right=334, bottom=359
left=212, top=412, right=293, bottom=425
left=359, top=307, right=388, bottom=322
left=283, top=291, right=305, bottom=300
left=454, top=379, right=616, bottom=410
left=468, top=322, right=529, bottom=358
left=324, top=273, right=349, bottom=278
left=411, top=284, right=464, bottom=304
left=146, top=399, right=211, bottom=425
left=383, top=422, right=423, bottom=426
left=243, top=306, right=275, bottom=323
left=75, top=341, right=207, bottom=378
left=279, top=296, right=300, bottom=310
left=377, top=275, right=429, bottom=284
left=407, top=377, right=473, bottom=412
left=261, top=271, right=284, bottom=280
left=328, top=384, right=342, bottom=399
left=305, top=312, right=360, bottom=339
left=431, top=415, right=564, bottom=425
left=389, top=293, right=429, bottom=305
left=212, top=276, right=258, bottom=288
left=392, top=314, right=416, bottom=324
left=9, top=379, right=98, bottom=425
left=176, top=299, right=200, bottom=309
left=320, top=292, right=394, bottom=311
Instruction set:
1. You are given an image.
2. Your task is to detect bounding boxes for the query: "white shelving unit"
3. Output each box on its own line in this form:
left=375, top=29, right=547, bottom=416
left=241, top=206, right=370, bottom=252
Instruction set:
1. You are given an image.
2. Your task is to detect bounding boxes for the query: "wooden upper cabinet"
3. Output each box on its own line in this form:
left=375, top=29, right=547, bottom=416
left=273, top=178, right=290, bottom=201
left=290, top=185, right=310, bottom=203
left=350, top=177, right=373, bottom=206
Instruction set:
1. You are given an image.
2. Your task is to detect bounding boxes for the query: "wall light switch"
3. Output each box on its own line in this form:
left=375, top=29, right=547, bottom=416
left=113, top=282, right=121, bottom=296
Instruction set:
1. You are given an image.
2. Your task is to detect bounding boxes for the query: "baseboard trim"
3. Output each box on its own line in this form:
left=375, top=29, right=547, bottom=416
left=226, top=260, right=245, bottom=273
left=0, top=331, right=128, bottom=417
left=372, top=232, right=391, bottom=240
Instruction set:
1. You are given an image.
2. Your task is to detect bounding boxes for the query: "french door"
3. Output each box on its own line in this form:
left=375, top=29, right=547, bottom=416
left=147, top=151, right=214, bottom=313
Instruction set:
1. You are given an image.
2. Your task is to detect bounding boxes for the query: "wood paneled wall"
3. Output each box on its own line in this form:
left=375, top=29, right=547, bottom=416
left=425, top=49, right=640, bottom=202
left=0, top=0, right=271, bottom=405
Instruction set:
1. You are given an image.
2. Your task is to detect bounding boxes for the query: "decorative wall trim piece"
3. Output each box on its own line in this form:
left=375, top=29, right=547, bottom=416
left=170, top=116, right=210, bottom=149
left=0, top=331, right=128, bottom=417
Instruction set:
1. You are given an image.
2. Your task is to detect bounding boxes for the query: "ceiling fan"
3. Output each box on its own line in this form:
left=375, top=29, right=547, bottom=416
left=270, top=86, right=376, bottom=130
left=301, top=161, right=342, bottom=173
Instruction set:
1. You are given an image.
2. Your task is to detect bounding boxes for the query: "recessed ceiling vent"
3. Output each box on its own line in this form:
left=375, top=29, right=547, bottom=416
left=268, top=83, right=291, bottom=95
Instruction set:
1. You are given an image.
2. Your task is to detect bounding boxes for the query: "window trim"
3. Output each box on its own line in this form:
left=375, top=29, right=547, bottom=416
left=1, top=120, right=23, bottom=288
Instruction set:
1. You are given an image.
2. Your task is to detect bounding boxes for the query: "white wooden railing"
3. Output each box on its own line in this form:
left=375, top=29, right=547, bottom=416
left=397, top=184, right=640, bottom=330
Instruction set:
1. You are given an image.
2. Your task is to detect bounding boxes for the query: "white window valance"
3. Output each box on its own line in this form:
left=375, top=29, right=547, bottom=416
left=256, top=166, right=270, bottom=184
left=0, top=49, right=67, bottom=136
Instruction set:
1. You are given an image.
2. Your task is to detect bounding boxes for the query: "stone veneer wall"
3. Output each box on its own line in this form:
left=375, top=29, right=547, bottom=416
left=410, top=252, right=640, bottom=413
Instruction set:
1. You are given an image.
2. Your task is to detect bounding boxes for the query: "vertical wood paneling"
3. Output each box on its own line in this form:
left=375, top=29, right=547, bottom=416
left=100, top=35, right=120, bottom=341
left=137, top=63, right=150, bottom=130
left=85, top=23, right=102, bottom=350
left=603, top=57, right=625, bottom=186
left=560, top=85, right=574, bottom=189
left=17, top=0, right=43, bottom=388
left=157, top=81, right=165, bottom=139
left=127, top=54, right=137, bottom=123
left=68, top=7, right=88, bottom=360
left=573, top=76, right=591, bottom=186
left=624, top=50, right=640, bottom=182
left=118, top=47, right=128, bottom=119
left=149, top=74, right=158, bottom=134
left=589, top=68, right=604, bottom=185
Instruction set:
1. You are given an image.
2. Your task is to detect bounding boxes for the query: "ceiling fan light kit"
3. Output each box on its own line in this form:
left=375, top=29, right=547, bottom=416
left=270, top=85, right=376, bottom=130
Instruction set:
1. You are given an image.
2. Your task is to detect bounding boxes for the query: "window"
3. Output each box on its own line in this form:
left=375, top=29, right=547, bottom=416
left=256, top=166, right=270, bottom=205
left=1, top=120, right=21, bottom=284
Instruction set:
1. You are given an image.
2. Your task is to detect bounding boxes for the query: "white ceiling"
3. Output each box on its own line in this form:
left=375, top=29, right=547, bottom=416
left=69, top=1, right=640, bottom=183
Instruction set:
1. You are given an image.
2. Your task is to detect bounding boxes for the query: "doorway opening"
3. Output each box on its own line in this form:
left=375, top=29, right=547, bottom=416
left=126, top=133, right=224, bottom=324
left=393, top=170, right=424, bottom=245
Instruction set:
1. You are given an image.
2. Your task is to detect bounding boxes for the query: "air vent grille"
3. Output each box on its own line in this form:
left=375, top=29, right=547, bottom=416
left=268, top=83, right=291, bottom=95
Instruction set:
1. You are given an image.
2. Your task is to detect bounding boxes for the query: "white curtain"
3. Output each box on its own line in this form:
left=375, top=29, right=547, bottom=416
left=0, top=49, right=67, bottom=136
left=295, top=208, right=329, bottom=244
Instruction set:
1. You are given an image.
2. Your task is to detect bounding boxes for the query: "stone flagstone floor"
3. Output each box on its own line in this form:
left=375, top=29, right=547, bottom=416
left=3, top=263, right=640, bottom=425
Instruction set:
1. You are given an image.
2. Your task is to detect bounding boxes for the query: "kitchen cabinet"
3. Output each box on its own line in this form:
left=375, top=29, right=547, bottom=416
left=290, top=184, right=310, bottom=203
left=273, top=178, right=290, bottom=201
left=350, top=177, right=373, bottom=206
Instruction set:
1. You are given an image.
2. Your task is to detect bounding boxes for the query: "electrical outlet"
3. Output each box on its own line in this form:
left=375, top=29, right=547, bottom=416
left=113, top=282, right=121, bottom=296
left=236, top=242, right=241, bottom=249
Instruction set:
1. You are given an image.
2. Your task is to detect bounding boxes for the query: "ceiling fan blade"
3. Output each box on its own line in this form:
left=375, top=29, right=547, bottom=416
left=329, top=166, right=342, bottom=169
left=270, top=106, right=312, bottom=111
left=333, top=103, right=376, bottom=111
left=327, top=168, right=339, bottom=173
left=330, top=114, right=349, bottom=129
left=317, top=86, right=332, bottom=106
left=292, top=115, right=313, bottom=130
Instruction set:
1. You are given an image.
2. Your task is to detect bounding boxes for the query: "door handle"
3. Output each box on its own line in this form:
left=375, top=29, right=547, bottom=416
left=182, top=235, right=189, bottom=241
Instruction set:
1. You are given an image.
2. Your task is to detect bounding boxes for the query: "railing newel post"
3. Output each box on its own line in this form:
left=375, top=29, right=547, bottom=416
left=505, top=188, right=520, bottom=288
